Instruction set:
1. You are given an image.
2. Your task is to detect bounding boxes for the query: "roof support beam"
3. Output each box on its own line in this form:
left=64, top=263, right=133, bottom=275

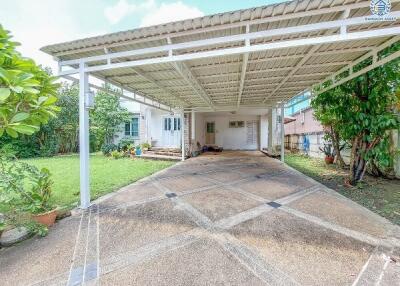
left=63, top=75, right=172, bottom=112
left=262, top=7, right=352, bottom=103
left=58, top=11, right=400, bottom=74
left=315, top=36, right=400, bottom=95
left=172, top=61, right=215, bottom=110
left=133, top=67, right=191, bottom=107
left=237, top=25, right=250, bottom=110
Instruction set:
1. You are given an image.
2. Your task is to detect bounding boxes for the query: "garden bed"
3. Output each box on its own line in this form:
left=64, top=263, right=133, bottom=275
left=285, top=154, right=400, bottom=226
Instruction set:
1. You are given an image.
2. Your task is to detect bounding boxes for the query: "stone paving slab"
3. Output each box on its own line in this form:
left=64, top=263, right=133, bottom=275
left=230, top=210, right=374, bottom=286
left=158, top=174, right=214, bottom=194
left=181, top=186, right=262, bottom=222
left=99, top=199, right=197, bottom=260
left=99, top=182, right=164, bottom=208
left=99, top=238, right=266, bottom=286
left=288, top=191, right=389, bottom=239
left=0, top=216, right=81, bottom=286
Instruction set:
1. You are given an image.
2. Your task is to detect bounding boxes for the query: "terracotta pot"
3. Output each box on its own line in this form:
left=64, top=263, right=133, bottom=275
left=325, top=156, right=334, bottom=164
left=32, top=209, right=57, bottom=227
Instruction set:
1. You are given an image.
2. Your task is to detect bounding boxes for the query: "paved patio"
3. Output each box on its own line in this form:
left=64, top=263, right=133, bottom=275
left=1, top=151, right=400, bottom=286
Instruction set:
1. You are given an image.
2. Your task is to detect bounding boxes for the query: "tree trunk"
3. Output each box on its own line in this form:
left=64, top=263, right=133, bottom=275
left=331, top=129, right=346, bottom=168
left=349, top=135, right=367, bottom=185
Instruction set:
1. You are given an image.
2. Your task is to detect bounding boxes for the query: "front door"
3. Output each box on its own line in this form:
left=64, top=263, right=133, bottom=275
left=162, top=116, right=181, bottom=147
left=205, top=121, right=215, bottom=145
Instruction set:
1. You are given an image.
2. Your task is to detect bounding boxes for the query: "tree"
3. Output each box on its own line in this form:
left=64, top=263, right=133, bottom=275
left=311, top=88, right=348, bottom=168
left=312, top=43, right=400, bottom=185
left=90, top=85, right=131, bottom=149
left=0, top=25, right=59, bottom=138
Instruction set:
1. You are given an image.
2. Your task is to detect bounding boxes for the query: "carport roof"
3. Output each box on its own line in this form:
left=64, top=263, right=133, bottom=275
left=41, top=0, right=400, bottom=111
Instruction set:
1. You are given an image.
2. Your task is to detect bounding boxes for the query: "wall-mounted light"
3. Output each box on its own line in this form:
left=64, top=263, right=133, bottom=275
left=85, top=90, right=95, bottom=109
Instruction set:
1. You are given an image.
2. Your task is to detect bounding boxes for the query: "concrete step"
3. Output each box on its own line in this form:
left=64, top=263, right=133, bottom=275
left=139, top=153, right=181, bottom=161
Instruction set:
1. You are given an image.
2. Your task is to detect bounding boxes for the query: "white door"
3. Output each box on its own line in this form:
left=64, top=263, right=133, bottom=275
left=161, top=116, right=181, bottom=147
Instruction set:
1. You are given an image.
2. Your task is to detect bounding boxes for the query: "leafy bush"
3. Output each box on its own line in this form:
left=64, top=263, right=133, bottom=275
left=110, top=150, right=124, bottom=159
left=0, top=25, right=59, bottom=138
left=101, top=143, right=118, bottom=156
left=141, top=142, right=151, bottom=149
left=118, top=137, right=135, bottom=152
left=0, top=155, right=55, bottom=235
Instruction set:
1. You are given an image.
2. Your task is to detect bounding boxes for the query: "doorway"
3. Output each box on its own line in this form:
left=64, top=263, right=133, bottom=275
left=161, top=116, right=181, bottom=147
left=205, top=121, right=215, bottom=145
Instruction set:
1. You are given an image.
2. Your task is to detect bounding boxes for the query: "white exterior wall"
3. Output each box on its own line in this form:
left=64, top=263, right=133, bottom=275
left=201, top=114, right=260, bottom=150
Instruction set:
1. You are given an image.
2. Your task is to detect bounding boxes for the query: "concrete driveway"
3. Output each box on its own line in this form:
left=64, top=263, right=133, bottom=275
left=1, top=151, right=400, bottom=286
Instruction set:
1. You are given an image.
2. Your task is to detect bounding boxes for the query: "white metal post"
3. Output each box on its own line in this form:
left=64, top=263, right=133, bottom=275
left=79, top=62, right=90, bottom=208
left=181, top=111, right=185, bottom=161
left=280, top=105, right=285, bottom=163
left=267, top=108, right=273, bottom=153
left=191, top=110, right=195, bottom=140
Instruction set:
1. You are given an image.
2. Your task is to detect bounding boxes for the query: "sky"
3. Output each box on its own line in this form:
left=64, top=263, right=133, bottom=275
left=0, top=0, right=284, bottom=73
left=0, top=0, right=287, bottom=73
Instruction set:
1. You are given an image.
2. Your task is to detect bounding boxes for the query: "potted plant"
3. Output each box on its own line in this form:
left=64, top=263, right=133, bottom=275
left=127, top=144, right=136, bottom=158
left=135, top=145, right=142, bottom=156
left=26, top=168, right=57, bottom=227
left=141, top=142, right=151, bottom=152
left=319, top=144, right=334, bottom=164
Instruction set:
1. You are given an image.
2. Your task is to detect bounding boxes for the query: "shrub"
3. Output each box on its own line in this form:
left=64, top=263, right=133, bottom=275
left=0, top=155, right=55, bottom=235
left=101, top=143, right=118, bottom=156
left=118, top=137, right=135, bottom=152
left=141, top=142, right=151, bottom=149
left=110, top=150, right=124, bottom=159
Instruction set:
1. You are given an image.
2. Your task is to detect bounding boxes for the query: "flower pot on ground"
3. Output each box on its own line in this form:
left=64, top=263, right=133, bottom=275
left=32, top=209, right=57, bottom=227
left=26, top=168, right=57, bottom=227
left=135, top=146, right=142, bottom=156
left=324, top=155, right=335, bottom=164
left=319, top=143, right=335, bottom=165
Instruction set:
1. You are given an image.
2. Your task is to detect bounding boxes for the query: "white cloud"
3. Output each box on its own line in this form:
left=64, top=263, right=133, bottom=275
left=139, top=1, right=204, bottom=27
left=104, top=0, right=203, bottom=27
left=1, top=0, right=106, bottom=73
left=104, top=0, right=156, bottom=25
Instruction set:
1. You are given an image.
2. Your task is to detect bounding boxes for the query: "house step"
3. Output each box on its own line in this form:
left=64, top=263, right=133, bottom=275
left=146, top=150, right=181, bottom=157
left=139, top=153, right=181, bottom=161
left=150, top=147, right=181, bottom=153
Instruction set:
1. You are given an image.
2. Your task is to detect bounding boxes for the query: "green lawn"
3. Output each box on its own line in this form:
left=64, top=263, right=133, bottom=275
left=21, top=154, right=175, bottom=209
left=285, top=154, right=400, bottom=225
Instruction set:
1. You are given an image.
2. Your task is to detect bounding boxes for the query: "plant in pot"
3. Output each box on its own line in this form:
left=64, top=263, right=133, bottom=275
left=127, top=144, right=136, bottom=158
left=319, top=144, right=334, bottom=164
left=0, top=157, right=57, bottom=233
left=135, top=145, right=142, bottom=156
left=141, top=142, right=151, bottom=152
left=24, top=167, right=57, bottom=227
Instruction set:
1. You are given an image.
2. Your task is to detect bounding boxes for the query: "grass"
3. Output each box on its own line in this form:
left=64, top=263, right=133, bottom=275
left=285, top=153, right=400, bottom=225
left=21, top=154, right=175, bottom=209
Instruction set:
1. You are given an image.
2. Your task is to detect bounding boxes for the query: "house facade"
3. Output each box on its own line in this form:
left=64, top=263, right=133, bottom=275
left=113, top=99, right=284, bottom=154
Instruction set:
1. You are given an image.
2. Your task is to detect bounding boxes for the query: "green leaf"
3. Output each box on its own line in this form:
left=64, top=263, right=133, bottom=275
left=5, top=127, right=18, bottom=138
left=10, top=86, right=23, bottom=93
left=24, top=87, right=40, bottom=94
left=0, top=87, right=11, bottom=101
left=9, top=124, right=38, bottom=135
left=10, top=112, right=29, bottom=123
left=0, top=128, right=4, bottom=137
